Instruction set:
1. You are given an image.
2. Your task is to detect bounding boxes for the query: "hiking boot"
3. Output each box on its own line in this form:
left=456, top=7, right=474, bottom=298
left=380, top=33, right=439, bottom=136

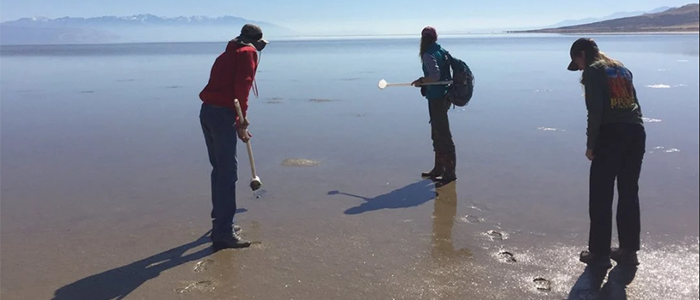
left=422, top=151, right=444, bottom=178
left=579, top=250, right=613, bottom=269
left=438, top=151, right=457, bottom=184
left=212, top=233, right=251, bottom=250
left=611, top=247, right=640, bottom=266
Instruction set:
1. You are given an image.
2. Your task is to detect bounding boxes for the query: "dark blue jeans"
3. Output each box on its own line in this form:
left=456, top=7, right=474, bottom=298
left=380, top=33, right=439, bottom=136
left=200, top=103, right=238, bottom=240
left=589, top=123, right=646, bottom=255
left=428, top=97, right=455, bottom=153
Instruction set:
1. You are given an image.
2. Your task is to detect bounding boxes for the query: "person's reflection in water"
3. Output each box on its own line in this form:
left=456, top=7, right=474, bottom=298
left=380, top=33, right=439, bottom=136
left=426, top=181, right=472, bottom=299
left=600, top=264, right=638, bottom=300
left=432, top=181, right=471, bottom=263
left=566, top=264, right=637, bottom=300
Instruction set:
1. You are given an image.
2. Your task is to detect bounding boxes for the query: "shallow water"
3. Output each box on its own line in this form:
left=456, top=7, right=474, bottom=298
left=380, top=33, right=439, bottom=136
left=1, top=34, right=699, bottom=299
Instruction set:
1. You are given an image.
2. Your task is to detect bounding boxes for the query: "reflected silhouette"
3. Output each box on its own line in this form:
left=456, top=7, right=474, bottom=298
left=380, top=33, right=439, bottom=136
left=329, top=180, right=436, bottom=215
left=567, top=264, right=638, bottom=300
left=432, top=181, right=471, bottom=261
left=567, top=266, right=608, bottom=300
left=600, top=264, right=638, bottom=300
left=52, top=231, right=215, bottom=300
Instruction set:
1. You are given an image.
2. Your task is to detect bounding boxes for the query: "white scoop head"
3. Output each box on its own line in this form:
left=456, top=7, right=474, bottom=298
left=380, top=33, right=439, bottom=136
left=377, top=79, right=388, bottom=89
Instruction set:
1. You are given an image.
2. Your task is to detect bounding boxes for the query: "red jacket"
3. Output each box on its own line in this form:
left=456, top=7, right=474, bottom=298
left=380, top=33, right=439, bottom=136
left=199, top=41, right=258, bottom=125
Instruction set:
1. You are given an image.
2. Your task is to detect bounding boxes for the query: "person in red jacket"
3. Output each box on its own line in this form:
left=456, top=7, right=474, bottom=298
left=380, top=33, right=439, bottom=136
left=199, top=24, right=267, bottom=250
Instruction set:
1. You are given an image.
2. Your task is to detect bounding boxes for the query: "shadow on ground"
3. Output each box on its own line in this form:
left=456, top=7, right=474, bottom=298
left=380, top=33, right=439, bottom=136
left=51, top=230, right=216, bottom=300
left=329, top=180, right=436, bottom=215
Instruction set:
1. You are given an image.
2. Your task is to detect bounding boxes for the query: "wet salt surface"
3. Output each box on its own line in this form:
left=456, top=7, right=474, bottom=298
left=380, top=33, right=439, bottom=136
left=1, top=35, right=697, bottom=300
left=280, top=158, right=322, bottom=167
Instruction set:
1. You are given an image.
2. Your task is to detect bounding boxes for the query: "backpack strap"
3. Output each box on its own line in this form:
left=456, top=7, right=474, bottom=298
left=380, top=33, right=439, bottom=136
left=442, top=50, right=456, bottom=110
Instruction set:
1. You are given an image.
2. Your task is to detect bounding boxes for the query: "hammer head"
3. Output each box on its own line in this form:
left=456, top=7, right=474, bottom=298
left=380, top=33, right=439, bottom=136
left=250, top=176, right=262, bottom=191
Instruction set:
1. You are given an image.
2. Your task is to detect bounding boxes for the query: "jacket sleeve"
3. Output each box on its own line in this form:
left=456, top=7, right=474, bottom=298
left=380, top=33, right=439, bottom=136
left=629, top=69, right=643, bottom=116
left=584, top=67, right=605, bottom=150
left=233, top=49, right=258, bottom=125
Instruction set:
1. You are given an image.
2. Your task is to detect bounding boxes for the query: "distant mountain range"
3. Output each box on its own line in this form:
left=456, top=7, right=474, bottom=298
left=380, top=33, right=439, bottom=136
left=0, top=14, right=295, bottom=45
left=546, top=6, right=672, bottom=28
left=518, top=4, right=699, bottom=33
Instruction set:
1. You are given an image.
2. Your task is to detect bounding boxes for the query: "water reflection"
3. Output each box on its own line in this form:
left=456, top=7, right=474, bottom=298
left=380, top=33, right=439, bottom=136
left=567, top=264, right=638, bottom=300
left=432, top=181, right=472, bottom=262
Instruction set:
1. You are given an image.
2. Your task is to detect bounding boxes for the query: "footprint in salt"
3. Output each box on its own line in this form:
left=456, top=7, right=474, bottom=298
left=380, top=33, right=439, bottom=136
left=461, top=215, right=481, bottom=224
left=469, top=203, right=489, bottom=211
left=498, top=250, right=517, bottom=263
left=485, top=230, right=505, bottom=241
left=175, top=280, right=215, bottom=294
left=533, top=277, right=552, bottom=292
left=462, top=215, right=481, bottom=224
left=193, top=259, right=214, bottom=273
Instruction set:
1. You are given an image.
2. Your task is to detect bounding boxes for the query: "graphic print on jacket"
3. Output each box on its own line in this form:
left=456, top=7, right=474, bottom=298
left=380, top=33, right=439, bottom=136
left=606, top=66, right=637, bottom=110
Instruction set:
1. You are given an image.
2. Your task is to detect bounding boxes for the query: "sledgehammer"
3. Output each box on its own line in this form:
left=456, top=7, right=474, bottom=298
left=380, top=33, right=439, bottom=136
left=233, top=99, right=262, bottom=191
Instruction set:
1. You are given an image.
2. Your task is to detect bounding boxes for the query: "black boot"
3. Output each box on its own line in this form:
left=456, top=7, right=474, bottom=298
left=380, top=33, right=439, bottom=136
left=212, top=232, right=252, bottom=250
left=421, top=151, right=444, bottom=178
left=438, top=151, right=457, bottom=185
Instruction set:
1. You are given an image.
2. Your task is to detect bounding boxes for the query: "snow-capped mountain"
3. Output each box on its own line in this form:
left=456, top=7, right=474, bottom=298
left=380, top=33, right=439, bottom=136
left=0, top=14, right=294, bottom=45
left=2, top=14, right=271, bottom=27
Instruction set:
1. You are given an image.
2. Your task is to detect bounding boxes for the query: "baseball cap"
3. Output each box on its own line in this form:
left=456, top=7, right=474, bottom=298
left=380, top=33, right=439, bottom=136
left=567, top=38, right=599, bottom=71
left=421, top=26, right=437, bottom=39
left=235, top=24, right=269, bottom=51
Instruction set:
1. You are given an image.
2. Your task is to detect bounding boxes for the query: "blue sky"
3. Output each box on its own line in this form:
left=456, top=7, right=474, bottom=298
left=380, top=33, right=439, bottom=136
left=1, top=0, right=697, bottom=34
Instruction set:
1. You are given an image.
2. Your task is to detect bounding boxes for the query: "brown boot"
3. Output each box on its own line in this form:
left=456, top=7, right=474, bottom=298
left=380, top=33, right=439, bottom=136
left=438, top=151, right=457, bottom=184
left=421, top=151, right=444, bottom=178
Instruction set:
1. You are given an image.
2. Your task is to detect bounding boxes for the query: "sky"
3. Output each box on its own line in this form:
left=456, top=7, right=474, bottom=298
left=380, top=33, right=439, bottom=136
left=1, top=0, right=698, bottom=34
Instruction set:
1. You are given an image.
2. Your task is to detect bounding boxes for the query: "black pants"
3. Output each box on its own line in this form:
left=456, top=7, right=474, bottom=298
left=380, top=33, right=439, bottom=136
left=428, top=98, right=455, bottom=153
left=589, top=123, right=646, bottom=255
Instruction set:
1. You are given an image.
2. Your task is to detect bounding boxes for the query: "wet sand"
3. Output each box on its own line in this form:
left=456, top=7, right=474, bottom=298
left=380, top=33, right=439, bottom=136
left=2, top=36, right=700, bottom=299
left=2, top=136, right=698, bottom=299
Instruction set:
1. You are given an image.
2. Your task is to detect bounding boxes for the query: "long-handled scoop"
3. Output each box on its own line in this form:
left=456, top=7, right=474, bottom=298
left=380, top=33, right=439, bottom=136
left=233, top=99, right=262, bottom=191
left=377, top=79, right=453, bottom=90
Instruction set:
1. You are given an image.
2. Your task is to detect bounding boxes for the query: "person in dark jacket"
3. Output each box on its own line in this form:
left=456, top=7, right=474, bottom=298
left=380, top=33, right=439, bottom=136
left=567, top=38, right=646, bottom=268
left=411, top=26, right=456, bottom=185
left=199, top=24, right=267, bottom=250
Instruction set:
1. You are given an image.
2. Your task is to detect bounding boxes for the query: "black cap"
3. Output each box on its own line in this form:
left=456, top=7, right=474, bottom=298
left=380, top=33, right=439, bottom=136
left=234, top=24, right=269, bottom=51
left=567, top=38, right=599, bottom=71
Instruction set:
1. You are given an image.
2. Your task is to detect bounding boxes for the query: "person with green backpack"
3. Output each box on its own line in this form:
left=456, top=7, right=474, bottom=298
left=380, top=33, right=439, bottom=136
left=411, top=26, right=457, bottom=185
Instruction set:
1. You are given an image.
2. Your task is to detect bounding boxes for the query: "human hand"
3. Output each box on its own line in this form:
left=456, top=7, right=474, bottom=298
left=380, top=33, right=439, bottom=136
left=411, top=78, right=423, bottom=87
left=239, top=117, right=250, bottom=128
left=585, top=149, right=595, bottom=161
left=237, top=128, right=251, bottom=143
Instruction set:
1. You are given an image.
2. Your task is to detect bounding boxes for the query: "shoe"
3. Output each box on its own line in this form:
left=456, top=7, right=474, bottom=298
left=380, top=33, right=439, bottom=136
left=579, top=250, right=612, bottom=269
left=212, top=232, right=251, bottom=250
left=611, top=247, right=640, bottom=266
left=438, top=151, right=457, bottom=185
left=422, top=151, right=444, bottom=178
